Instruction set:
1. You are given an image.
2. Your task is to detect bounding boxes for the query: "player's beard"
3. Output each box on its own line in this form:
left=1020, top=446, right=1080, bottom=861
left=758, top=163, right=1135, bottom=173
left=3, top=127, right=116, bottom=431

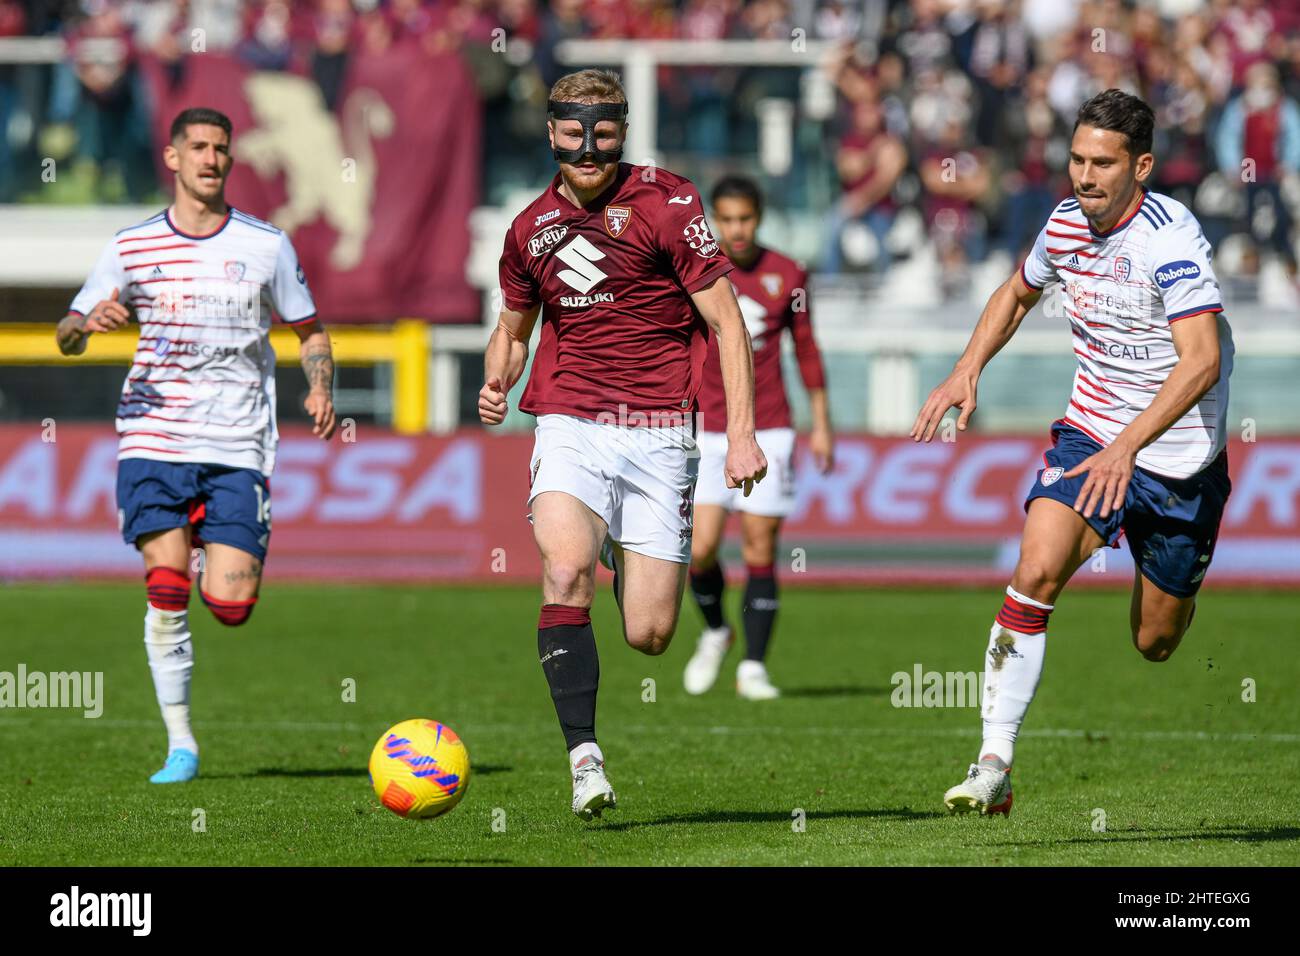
left=558, top=159, right=618, bottom=198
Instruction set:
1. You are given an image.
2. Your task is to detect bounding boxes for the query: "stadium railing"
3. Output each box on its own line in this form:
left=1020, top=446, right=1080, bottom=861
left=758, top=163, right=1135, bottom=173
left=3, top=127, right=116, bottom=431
left=0, top=320, right=433, bottom=435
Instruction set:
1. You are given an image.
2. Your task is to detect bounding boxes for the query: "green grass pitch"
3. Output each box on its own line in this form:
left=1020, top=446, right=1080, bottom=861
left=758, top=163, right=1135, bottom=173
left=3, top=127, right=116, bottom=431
left=1, top=582, right=1296, bottom=866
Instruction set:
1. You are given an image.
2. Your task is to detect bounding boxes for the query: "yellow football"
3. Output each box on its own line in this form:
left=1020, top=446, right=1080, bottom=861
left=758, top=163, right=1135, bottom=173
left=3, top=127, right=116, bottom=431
left=368, top=718, right=471, bottom=819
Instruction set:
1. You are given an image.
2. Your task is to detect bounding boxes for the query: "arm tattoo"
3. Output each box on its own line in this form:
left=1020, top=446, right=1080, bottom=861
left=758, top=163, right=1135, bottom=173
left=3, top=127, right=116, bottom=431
left=302, top=345, right=334, bottom=393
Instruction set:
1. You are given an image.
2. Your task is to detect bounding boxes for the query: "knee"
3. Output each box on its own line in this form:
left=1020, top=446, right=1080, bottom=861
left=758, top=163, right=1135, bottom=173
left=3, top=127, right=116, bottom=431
left=740, top=539, right=776, bottom=568
left=1132, top=623, right=1183, bottom=662
left=202, top=592, right=257, bottom=627
left=544, top=562, right=593, bottom=605
left=689, top=548, right=717, bottom=575
left=624, top=618, right=675, bottom=656
left=1011, top=554, right=1058, bottom=601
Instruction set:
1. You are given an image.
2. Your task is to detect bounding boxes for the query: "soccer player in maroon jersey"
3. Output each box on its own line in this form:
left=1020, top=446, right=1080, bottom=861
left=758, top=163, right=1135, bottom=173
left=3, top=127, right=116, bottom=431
left=683, top=177, right=834, bottom=700
left=479, top=70, right=768, bottom=820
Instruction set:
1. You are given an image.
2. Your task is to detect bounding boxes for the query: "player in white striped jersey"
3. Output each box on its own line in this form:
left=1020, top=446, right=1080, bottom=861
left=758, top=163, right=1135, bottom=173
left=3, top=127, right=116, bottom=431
left=912, top=90, right=1234, bottom=815
left=55, top=107, right=337, bottom=784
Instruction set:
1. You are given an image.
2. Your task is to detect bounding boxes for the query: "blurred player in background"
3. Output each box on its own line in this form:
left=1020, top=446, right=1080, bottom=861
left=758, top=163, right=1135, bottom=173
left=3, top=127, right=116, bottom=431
left=683, top=176, right=833, bottom=700
left=913, top=90, right=1234, bottom=815
left=480, top=69, right=767, bottom=820
left=55, top=107, right=337, bottom=784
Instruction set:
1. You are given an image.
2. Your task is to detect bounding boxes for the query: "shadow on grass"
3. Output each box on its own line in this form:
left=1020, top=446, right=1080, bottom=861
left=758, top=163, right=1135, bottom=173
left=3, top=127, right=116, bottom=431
left=597, top=806, right=943, bottom=831
left=781, top=685, right=893, bottom=699
left=217, top=763, right=513, bottom=780
left=986, top=825, right=1300, bottom=848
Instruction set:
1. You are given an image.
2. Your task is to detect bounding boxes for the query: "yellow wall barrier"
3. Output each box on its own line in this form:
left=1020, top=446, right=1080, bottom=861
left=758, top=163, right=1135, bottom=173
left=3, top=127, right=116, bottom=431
left=0, top=319, right=430, bottom=434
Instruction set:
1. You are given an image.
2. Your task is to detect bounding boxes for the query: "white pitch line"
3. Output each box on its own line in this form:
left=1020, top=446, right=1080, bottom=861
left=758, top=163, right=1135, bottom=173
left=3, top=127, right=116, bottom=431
left=0, top=717, right=1296, bottom=744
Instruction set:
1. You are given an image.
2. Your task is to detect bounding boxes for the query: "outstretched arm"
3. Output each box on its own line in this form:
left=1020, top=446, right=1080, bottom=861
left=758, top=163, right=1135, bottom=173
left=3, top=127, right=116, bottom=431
left=292, top=318, right=336, bottom=439
left=911, top=270, right=1041, bottom=442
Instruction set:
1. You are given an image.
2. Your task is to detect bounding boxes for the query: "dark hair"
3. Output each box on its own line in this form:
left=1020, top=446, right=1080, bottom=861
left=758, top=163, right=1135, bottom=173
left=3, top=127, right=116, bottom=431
left=170, top=107, right=233, bottom=144
left=1073, top=89, right=1154, bottom=157
left=711, top=175, right=764, bottom=216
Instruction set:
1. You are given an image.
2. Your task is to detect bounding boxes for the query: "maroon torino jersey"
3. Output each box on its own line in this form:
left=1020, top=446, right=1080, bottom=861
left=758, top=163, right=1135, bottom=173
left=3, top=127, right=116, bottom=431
left=499, top=163, right=733, bottom=423
left=696, top=247, right=826, bottom=433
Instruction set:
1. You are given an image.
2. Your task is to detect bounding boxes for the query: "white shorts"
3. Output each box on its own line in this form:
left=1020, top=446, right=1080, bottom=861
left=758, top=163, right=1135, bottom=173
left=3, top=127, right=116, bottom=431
left=528, top=414, right=699, bottom=564
left=693, top=427, right=797, bottom=517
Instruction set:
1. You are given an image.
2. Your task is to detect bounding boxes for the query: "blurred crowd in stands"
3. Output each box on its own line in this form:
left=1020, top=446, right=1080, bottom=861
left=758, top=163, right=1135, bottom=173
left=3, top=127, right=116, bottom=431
left=1, top=0, right=1299, bottom=295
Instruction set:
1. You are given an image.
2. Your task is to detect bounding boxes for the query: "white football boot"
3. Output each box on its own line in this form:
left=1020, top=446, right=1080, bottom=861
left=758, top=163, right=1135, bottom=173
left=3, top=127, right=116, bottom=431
left=735, top=659, right=781, bottom=700
left=571, top=754, right=617, bottom=820
left=944, top=759, right=1013, bottom=816
left=683, top=626, right=733, bottom=695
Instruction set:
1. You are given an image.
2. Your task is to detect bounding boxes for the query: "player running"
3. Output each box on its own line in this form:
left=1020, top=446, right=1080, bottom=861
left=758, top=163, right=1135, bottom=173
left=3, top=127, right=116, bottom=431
left=682, top=176, right=833, bottom=700
left=480, top=70, right=767, bottom=820
left=912, top=89, right=1234, bottom=816
left=55, top=107, right=337, bottom=784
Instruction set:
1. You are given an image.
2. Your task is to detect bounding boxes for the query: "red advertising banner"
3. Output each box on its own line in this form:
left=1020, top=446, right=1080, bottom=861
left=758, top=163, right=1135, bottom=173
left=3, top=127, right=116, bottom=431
left=1, top=425, right=1297, bottom=587
left=137, top=46, right=481, bottom=324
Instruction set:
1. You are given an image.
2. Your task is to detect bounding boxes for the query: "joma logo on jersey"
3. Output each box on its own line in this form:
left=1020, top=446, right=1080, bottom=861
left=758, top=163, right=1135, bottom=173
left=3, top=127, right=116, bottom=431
left=534, top=208, right=561, bottom=226
left=1155, top=260, right=1201, bottom=288
left=527, top=224, right=568, bottom=257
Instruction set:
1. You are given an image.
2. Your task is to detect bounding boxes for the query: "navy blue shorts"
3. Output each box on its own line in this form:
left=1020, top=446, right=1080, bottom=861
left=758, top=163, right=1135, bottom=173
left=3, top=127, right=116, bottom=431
left=1024, top=422, right=1231, bottom=598
left=116, top=459, right=271, bottom=563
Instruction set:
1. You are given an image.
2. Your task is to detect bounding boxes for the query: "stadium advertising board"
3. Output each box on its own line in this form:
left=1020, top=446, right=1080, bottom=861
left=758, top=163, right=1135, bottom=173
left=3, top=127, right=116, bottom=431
left=1, top=425, right=1296, bottom=585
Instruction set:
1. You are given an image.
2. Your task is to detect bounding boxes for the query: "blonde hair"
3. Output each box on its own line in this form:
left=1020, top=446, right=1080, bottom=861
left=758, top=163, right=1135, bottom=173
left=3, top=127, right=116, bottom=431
left=549, top=69, right=627, bottom=106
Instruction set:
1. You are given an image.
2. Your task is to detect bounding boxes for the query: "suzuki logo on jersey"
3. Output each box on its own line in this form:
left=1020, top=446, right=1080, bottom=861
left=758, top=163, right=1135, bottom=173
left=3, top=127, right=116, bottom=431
left=1113, top=256, right=1131, bottom=282
left=1041, top=466, right=1064, bottom=487
left=527, top=224, right=569, bottom=257
left=605, top=206, right=632, bottom=238
left=1155, top=260, right=1201, bottom=288
left=559, top=293, right=615, bottom=308
left=555, top=235, right=609, bottom=294
left=224, top=260, right=246, bottom=282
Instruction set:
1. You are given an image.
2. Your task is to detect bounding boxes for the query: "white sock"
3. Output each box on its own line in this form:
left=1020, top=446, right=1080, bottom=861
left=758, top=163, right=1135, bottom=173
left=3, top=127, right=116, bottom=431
left=980, top=588, right=1052, bottom=767
left=569, top=741, right=604, bottom=770
left=144, top=605, right=197, bottom=755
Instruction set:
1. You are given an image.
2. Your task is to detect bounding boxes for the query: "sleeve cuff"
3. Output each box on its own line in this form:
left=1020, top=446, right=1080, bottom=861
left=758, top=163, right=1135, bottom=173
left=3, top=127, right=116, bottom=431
left=282, top=312, right=318, bottom=325
left=1018, top=261, right=1043, bottom=291
left=1167, top=304, right=1223, bottom=322
left=501, top=293, right=538, bottom=314
left=684, top=259, right=734, bottom=295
